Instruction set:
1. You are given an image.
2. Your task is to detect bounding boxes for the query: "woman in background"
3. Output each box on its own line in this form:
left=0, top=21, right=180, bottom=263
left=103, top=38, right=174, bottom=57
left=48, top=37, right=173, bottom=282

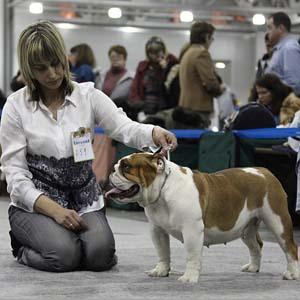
left=69, top=43, right=96, bottom=83
left=255, top=74, right=300, bottom=125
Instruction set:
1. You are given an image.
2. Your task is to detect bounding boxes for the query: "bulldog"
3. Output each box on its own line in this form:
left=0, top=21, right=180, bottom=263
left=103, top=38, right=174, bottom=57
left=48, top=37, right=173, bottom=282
left=106, top=152, right=299, bottom=283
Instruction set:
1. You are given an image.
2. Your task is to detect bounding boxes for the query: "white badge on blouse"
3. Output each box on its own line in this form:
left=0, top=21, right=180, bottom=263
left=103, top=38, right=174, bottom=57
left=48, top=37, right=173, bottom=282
left=71, top=127, right=95, bottom=162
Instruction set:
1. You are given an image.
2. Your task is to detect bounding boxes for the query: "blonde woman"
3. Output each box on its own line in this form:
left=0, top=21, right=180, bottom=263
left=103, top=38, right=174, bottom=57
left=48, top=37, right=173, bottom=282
left=0, top=21, right=177, bottom=272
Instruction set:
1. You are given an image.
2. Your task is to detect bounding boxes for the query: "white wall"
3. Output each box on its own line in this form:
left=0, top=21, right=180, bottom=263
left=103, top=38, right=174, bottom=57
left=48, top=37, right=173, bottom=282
left=12, top=9, right=258, bottom=103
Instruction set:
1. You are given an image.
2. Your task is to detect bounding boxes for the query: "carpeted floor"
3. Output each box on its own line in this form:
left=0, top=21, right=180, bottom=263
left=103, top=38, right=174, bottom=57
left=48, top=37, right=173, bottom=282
left=0, top=197, right=300, bottom=300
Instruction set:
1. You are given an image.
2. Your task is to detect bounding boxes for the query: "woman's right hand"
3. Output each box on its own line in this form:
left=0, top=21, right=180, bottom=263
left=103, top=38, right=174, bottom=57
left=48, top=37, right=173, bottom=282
left=34, top=195, right=88, bottom=232
left=54, top=207, right=88, bottom=232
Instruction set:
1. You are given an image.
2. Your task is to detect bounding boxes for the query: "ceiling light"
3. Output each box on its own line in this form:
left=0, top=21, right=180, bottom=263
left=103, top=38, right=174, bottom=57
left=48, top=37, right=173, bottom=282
left=55, top=23, right=79, bottom=30
left=108, top=7, right=122, bottom=19
left=180, top=11, right=194, bottom=23
left=252, top=14, right=265, bottom=25
left=215, top=62, right=226, bottom=69
left=119, top=27, right=143, bottom=33
left=29, top=2, right=43, bottom=14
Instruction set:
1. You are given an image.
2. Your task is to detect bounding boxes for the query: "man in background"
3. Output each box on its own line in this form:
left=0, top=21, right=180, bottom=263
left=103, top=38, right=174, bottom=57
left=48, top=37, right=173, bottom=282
left=266, top=11, right=300, bottom=96
left=177, top=21, right=221, bottom=129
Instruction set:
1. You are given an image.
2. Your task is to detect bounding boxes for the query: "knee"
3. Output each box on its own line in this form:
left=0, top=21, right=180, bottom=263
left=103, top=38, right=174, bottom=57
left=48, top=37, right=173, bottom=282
left=84, top=240, right=116, bottom=271
left=44, top=241, right=81, bottom=272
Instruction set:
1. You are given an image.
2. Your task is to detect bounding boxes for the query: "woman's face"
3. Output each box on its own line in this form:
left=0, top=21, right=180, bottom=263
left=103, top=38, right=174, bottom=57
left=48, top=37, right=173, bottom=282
left=148, top=50, right=165, bottom=63
left=68, top=52, right=78, bottom=67
left=32, top=60, right=64, bottom=93
left=109, top=51, right=126, bottom=69
left=256, top=85, right=272, bottom=105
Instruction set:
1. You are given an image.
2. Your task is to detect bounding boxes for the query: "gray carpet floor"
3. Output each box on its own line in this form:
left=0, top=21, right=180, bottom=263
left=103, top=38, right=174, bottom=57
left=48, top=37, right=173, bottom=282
left=1, top=197, right=300, bottom=300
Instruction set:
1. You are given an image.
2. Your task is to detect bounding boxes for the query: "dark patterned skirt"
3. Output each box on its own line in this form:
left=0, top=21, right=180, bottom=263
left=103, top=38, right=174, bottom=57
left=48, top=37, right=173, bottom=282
left=26, top=154, right=101, bottom=212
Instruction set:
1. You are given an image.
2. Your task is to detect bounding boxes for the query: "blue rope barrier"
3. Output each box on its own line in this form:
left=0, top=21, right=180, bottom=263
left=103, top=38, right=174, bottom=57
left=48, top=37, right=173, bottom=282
left=94, top=127, right=300, bottom=140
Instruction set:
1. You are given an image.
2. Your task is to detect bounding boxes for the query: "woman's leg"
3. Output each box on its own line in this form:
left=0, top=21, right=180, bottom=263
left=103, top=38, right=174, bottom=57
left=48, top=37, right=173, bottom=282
left=8, top=206, right=81, bottom=272
left=79, top=208, right=116, bottom=271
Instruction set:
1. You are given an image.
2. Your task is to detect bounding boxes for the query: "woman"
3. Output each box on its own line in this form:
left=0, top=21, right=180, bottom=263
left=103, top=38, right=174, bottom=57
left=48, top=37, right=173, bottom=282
left=255, top=74, right=300, bottom=125
left=0, top=21, right=177, bottom=272
left=130, top=36, right=178, bottom=118
left=93, top=45, right=134, bottom=184
left=101, top=45, right=134, bottom=107
left=69, top=43, right=96, bottom=83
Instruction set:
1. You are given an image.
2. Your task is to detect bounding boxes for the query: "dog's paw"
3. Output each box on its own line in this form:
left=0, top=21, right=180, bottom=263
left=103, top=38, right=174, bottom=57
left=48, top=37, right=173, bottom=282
left=282, top=270, right=299, bottom=280
left=147, top=262, right=170, bottom=277
left=178, top=270, right=199, bottom=283
left=241, top=263, right=260, bottom=273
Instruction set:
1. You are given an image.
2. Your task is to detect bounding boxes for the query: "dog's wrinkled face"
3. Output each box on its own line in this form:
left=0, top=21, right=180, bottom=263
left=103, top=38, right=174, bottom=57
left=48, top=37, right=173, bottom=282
left=105, top=153, right=166, bottom=205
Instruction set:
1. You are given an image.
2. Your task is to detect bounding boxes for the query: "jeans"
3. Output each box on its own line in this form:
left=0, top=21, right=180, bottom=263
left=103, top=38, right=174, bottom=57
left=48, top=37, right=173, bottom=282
left=8, top=206, right=116, bottom=272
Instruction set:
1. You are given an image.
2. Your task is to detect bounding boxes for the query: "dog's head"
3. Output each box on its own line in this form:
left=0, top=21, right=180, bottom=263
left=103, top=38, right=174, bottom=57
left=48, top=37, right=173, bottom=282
left=105, top=152, right=169, bottom=207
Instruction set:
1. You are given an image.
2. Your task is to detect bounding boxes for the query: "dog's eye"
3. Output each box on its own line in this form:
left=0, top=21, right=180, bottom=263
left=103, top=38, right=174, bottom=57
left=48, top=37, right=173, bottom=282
left=122, top=165, right=131, bottom=173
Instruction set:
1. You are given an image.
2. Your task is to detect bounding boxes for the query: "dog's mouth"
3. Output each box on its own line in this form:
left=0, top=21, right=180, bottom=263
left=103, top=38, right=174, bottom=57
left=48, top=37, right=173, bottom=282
left=105, top=184, right=140, bottom=200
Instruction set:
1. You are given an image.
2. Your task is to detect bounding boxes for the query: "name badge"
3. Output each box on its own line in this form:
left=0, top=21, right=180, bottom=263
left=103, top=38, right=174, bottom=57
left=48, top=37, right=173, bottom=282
left=71, top=127, right=95, bottom=162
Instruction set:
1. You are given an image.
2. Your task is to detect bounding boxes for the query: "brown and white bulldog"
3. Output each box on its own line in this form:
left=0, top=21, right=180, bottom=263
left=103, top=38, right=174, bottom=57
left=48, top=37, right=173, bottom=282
left=106, top=152, right=299, bottom=283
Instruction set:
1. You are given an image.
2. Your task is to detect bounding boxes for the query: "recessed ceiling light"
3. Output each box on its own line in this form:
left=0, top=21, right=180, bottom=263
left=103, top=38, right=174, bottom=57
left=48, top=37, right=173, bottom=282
left=108, top=7, right=122, bottom=19
left=252, top=13, right=265, bottom=25
left=180, top=11, right=194, bottom=23
left=29, top=2, right=43, bottom=14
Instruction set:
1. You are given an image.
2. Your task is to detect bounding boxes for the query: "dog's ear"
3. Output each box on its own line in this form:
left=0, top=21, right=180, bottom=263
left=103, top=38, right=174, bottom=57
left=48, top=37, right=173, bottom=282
left=152, top=154, right=165, bottom=174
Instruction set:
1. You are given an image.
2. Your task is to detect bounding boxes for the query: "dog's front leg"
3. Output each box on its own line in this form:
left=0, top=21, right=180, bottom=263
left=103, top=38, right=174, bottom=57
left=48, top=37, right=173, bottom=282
left=147, top=224, right=170, bottom=277
left=178, top=221, right=204, bottom=283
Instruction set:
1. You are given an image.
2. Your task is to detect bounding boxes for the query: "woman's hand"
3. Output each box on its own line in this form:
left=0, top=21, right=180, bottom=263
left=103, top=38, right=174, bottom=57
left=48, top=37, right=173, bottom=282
left=152, top=126, right=177, bottom=150
left=34, top=195, right=88, bottom=232
left=53, top=207, right=88, bottom=232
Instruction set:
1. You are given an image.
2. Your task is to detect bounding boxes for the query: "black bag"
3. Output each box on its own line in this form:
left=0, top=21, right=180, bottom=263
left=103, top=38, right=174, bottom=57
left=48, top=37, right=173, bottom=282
left=224, top=102, right=276, bottom=131
left=172, top=106, right=210, bottom=129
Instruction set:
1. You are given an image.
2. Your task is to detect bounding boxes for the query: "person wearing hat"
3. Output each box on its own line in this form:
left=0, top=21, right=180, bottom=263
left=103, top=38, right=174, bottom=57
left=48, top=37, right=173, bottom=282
left=130, top=36, right=178, bottom=120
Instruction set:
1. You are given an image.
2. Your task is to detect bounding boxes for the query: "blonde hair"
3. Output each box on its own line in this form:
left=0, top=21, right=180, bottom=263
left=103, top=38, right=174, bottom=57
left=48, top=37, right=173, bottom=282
left=18, top=21, right=73, bottom=101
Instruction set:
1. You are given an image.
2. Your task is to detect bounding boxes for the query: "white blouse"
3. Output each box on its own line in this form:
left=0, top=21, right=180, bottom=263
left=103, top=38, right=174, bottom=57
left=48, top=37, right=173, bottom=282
left=0, top=82, right=155, bottom=213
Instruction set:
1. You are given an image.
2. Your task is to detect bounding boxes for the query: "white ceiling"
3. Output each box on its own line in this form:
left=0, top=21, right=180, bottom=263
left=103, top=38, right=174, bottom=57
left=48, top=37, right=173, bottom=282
left=7, top=0, right=300, bottom=32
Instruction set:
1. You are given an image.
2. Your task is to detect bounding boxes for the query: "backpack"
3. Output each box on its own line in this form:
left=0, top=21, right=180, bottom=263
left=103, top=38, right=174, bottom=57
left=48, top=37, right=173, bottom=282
left=223, top=102, right=276, bottom=131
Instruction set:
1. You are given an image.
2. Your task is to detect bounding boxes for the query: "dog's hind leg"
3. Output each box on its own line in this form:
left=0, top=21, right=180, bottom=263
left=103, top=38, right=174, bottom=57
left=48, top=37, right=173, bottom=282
left=147, top=225, right=170, bottom=277
left=262, top=196, right=299, bottom=280
left=241, top=218, right=263, bottom=273
left=178, top=221, right=204, bottom=283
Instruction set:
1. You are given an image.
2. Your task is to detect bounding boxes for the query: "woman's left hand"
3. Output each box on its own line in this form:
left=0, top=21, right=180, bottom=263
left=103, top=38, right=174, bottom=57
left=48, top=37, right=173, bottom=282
left=152, top=126, right=177, bottom=151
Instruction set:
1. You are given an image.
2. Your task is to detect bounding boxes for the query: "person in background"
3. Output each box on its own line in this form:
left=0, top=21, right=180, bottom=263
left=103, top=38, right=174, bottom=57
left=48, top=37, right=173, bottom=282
left=102, top=45, right=134, bottom=108
left=93, top=45, right=134, bottom=186
left=130, top=36, right=178, bottom=120
left=0, top=89, right=6, bottom=109
left=248, top=33, right=273, bottom=102
left=10, top=70, right=26, bottom=92
left=0, top=21, right=177, bottom=273
left=176, top=21, right=222, bottom=129
left=163, top=42, right=190, bottom=110
left=69, top=43, right=96, bottom=83
left=142, top=42, right=191, bottom=129
left=215, top=75, right=238, bottom=130
left=266, top=11, right=300, bottom=96
left=255, top=73, right=300, bottom=125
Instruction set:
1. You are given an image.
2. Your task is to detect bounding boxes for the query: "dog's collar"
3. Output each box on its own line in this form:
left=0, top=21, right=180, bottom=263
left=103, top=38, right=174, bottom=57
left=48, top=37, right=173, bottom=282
left=151, top=168, right=171, bottom=204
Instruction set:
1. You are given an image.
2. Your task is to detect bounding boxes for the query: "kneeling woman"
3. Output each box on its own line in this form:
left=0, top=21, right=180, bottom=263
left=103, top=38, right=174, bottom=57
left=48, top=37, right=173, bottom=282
left=0, top=21, right=177, bottom=272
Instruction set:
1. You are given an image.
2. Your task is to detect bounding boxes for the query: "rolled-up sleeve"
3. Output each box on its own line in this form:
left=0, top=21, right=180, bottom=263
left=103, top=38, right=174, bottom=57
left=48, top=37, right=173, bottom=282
left=91, top=89, right=155, bottom=150
left=0, top=100, right=43, bottom=212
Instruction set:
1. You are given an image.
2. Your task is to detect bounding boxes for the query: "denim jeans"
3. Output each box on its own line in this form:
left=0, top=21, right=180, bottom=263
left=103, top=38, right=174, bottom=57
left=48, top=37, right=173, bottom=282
left=8, top=206, right=116, bottom=272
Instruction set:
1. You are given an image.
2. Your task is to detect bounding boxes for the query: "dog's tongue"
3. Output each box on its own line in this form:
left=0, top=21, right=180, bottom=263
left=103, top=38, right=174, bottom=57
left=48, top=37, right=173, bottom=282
left=105, top=187, right=122, bottom=198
